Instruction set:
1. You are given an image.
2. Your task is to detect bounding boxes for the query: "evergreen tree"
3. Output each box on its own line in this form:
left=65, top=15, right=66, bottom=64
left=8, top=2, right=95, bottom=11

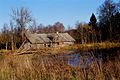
left=89, top=13, right=97, bottom=30
left=89, top=13, right=98, bottom=42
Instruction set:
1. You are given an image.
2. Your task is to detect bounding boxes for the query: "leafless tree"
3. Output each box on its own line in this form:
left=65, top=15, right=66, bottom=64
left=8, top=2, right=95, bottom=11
left=10, top=21, right=14, bottom=50
left=2, top=24, right=10, bottom=51
left=37, top=24, right=45, bottom=33
left=11, top=7, right=32, bottom=42
left=28, top=20, right=37, bottom=34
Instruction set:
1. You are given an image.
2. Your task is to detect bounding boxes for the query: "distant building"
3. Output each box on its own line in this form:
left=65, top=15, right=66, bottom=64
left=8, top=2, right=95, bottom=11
left=20, top=33, right=75, bottom=50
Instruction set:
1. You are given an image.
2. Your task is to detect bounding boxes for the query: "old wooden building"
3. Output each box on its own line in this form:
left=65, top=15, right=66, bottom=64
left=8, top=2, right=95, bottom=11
left=20, top=32, right=75, bottom=50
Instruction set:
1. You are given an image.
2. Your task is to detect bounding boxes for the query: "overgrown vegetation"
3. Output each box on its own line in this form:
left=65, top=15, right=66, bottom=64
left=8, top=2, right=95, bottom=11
left=0, top=49, right=120, bottom=80
left=0, top=0, right=120, bottom=80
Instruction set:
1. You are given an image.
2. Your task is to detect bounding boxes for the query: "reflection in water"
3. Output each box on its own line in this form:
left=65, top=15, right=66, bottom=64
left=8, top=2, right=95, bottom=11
left=65, top=47, right=120, bottom=67
left=66, top=52, right=95, bottom=67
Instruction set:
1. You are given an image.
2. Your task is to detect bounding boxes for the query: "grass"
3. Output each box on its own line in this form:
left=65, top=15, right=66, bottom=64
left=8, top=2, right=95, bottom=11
left=0, top=42, right=120, bottom=80
left=0, top=54, right=75, bottom=80
left=0, top=50, right=120, bottom=80
left=59, top=42, right=120, bottom=51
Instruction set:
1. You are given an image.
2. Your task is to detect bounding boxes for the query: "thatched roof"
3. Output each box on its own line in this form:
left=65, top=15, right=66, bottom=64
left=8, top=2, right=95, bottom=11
left=26, top=33, right=75, bottom=44
left=54, top=33, right=75, bottom=42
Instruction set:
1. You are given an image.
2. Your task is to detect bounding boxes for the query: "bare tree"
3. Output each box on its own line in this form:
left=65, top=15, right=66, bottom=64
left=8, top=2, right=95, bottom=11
left=11, top=7, right=32, bottom=42
left=97, top=0, right=119, bottom=41
left=77, top=23, right=83, bottom=44
left=28, top=20, right=37, bottom=34
left=10, top=21, right=14, bottom=50
left=2, top=24, right=10, bottom=51
left=67, top=25, right=72, bottom=30
left=37, top=24, right=45, bottom=33
left=32, top=20, right=37, bottom=33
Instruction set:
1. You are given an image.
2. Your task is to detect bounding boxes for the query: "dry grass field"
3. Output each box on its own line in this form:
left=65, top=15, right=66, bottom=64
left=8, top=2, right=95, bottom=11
left=0, top=42, right=120, bottom=80
left=0, top=47, right=120, bottom=80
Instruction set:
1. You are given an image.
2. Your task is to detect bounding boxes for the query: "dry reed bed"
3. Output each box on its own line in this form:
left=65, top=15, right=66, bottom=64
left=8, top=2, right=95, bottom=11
left=0, top=51, right=120, bottom=80
left=60, top=42, right=120, bottom=51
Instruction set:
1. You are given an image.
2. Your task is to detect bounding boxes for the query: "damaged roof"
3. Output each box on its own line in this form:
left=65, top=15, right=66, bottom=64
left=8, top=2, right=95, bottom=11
left=26, top=33, right=75, bottom=44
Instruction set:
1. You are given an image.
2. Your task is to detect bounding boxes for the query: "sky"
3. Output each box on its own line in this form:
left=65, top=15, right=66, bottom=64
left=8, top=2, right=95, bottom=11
left=0, top=0, right=118, bottom=30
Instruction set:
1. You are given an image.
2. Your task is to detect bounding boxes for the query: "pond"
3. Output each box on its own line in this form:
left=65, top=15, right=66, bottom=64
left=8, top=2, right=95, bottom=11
left=66, top=52, right=94, bottom=67
left=64, top=47, right=120, bottom=67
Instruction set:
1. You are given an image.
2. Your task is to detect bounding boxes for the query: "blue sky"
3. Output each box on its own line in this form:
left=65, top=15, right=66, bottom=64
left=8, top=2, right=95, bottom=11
left=0, top=0, right=118, bottom=29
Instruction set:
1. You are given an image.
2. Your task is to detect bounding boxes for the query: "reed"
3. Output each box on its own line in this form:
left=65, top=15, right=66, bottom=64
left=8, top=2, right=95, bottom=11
left=0, top=48, right=120, bottom=80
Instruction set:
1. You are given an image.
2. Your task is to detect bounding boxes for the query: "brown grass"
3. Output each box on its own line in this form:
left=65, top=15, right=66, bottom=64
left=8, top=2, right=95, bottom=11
left=59, top=42, right=120, bottom=51
left=0, top=50, right=120, bottom=80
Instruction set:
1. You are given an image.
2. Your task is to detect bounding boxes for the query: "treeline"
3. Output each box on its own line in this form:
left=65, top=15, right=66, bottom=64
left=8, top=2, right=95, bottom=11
left=67, top=20, right=101, bottom=44
left=0, top=0, right=120, bottom=50
left=68, top=0, right=120, bottom=43
left=29, top=22, right=65, bottom=34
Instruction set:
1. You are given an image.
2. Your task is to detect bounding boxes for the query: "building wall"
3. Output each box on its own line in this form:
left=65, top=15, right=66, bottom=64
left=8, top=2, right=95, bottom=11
left=23, top=42, right=44, bottom=49
left=23, top=42, right=53, bottom=49
left=22, top=41, right=74, bottom=49
left=64, top=42, right=74, bottom=46
left=52, top=41, right=74, bottom=47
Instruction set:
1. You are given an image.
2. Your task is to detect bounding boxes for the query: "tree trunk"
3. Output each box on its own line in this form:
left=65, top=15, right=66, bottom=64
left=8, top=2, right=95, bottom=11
left=11, top=35, right=14, bottom=50
left=110, top=22, right=112, bottom=41
left=6, top=42, right=8, bottom=51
